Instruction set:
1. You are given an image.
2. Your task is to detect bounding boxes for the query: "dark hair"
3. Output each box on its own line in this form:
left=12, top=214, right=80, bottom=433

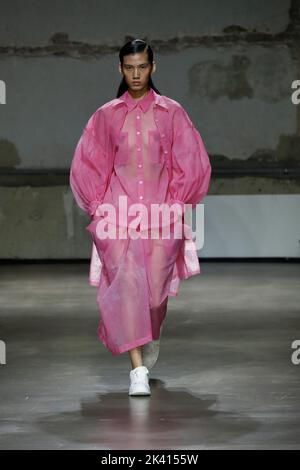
left=116, top=39, right=161, bottom=97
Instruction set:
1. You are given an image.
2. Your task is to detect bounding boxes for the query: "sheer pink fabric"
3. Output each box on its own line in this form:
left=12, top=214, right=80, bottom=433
left=69, top=88, right=211, bottom=355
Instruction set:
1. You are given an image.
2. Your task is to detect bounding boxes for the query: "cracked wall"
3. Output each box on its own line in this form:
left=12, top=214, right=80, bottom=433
left=0, top=0, right=299, bottom=258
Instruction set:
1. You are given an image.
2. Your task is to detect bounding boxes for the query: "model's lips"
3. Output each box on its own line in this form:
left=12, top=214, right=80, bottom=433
left=132, top=81, right=141, bottom=84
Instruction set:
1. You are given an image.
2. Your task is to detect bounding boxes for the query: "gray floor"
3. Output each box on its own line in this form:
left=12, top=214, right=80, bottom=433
left=0, top=261, right=299, bottom=450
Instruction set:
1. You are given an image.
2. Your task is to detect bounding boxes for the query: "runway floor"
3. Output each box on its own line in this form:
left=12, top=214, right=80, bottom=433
left=0, top=261, right=299, bottom=449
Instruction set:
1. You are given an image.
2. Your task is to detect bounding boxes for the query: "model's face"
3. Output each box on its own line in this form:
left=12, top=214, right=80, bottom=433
left=119, top=51, right=156, bottom=94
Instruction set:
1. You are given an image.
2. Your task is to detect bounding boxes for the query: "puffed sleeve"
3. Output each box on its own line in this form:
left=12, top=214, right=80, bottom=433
left=169, top=105, right=211, bottom=212
left=69, top=108, right=113, bottom=218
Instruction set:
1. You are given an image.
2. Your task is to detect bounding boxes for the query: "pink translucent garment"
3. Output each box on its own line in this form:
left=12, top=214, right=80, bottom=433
left=69, top=87, right=211, bottom=355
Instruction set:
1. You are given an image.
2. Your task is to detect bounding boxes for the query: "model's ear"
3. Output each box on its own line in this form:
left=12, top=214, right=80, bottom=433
left=118, top=62, right=122, bottom=74
left=151, top=61, right=156, bottom=74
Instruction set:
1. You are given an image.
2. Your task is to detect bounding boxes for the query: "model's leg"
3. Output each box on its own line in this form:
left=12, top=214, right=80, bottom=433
left=128, top=346, right=143, bottom=369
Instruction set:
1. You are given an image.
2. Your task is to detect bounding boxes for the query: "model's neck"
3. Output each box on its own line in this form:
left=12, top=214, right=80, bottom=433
left=128, top=87, right=150, bottom=100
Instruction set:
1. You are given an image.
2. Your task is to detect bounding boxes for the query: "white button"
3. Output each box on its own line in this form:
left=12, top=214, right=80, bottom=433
left=138, top=164, right=142, bottom=168
left=139, top=195, right=143, bottom=199
left=137, top=148, right=141, bottom=151
left=139, top=180, right=143, bottom=184
left=137, top=115, right=140, bottom=119
left=164, top=150, right=168, bottom=154
left=137, top=131, right=140, bottom=134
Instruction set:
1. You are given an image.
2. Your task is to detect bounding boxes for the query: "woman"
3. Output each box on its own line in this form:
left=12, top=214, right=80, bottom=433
left=69, top=39, right=211, bottom=396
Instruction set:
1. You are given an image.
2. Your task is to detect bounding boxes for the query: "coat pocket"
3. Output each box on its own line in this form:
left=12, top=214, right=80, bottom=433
left=86, top=215, right=112, bottom=256
left=148, top=129, right=163, bottom=164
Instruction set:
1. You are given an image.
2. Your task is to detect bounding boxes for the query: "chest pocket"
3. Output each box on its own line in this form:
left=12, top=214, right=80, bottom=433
left=114, top=130, right=129, bottom=166
left=148, top=129, right=163, bottom=164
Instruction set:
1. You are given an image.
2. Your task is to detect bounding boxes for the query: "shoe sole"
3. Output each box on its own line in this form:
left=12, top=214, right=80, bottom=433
left=129, top=390, right=151, bottom=396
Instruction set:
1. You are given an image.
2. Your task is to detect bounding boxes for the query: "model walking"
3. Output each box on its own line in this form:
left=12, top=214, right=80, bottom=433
left=69, top=39, right=211, bottom=396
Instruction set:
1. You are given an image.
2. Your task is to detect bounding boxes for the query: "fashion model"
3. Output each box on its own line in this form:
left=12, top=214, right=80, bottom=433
left=69, top=39, right=211, bottom=396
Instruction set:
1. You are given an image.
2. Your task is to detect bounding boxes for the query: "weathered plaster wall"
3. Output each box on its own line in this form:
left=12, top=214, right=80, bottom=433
left=0, top=0, right=299, bottom=258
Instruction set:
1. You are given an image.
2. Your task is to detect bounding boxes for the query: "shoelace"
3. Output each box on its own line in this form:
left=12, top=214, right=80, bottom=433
left=131, top=369, right=148, bottom=385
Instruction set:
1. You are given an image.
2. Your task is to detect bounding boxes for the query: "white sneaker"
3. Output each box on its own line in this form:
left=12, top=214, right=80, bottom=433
left=129, top=365, right=151, bottom=396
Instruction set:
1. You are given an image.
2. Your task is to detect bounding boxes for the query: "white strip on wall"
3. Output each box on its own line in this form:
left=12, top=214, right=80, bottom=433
left=196, top=195, right=300, bottom=258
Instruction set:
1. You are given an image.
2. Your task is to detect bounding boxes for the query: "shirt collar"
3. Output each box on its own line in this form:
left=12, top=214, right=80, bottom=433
left=123, top=87, right=154, bottom=113
left=112, top=87, right=168, bottom=111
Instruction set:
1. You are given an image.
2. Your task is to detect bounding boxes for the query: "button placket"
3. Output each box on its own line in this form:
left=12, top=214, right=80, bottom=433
left=136, top=107, right=144, bottom=201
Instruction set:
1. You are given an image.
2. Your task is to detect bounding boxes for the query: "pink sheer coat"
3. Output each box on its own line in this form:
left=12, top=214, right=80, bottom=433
left=69, top=88, right=211, bottom=355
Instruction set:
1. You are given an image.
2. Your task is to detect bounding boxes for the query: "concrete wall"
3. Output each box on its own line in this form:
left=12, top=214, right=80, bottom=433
left=0, top=0, right=299, bottom=259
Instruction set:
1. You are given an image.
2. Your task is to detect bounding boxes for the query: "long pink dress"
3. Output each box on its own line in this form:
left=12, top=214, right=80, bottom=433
left=69, top=87, right=211, bottom=355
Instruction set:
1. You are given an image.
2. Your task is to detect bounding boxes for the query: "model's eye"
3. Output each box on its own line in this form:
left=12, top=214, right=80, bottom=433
left=123, top=64, right=149, bottom=71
